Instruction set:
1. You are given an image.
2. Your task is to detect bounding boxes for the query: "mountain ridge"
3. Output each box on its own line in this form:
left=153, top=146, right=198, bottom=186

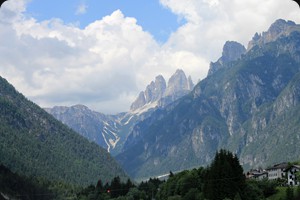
left=116, top=19, right=300, bottom=179
left=46, top=69, right=194, bottom=155
left=0, top=76, right=128, bottom=185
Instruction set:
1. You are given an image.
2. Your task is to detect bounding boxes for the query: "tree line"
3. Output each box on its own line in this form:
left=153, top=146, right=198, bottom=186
left=75, top=149, right=293, bottom=200
left=2, top=149, right=300, bottom=200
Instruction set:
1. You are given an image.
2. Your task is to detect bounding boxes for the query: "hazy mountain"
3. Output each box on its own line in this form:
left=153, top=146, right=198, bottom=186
left=116, top=19, right=300, bottom=179
left=0, top=76, right=128, bottom=186
left=46, top=69, right=194, bottom=155
left=44, top=105, right=123, bottom=153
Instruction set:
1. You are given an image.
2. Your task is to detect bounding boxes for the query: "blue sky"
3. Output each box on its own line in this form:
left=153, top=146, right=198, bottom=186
left=0, top=0, right=300, bottom=114
left=26, top=0, right=185, bottom=43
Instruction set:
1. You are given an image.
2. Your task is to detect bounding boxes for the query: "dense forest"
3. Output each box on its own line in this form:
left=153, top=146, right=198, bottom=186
left=2, top=149, right=300, bottom=200
left=0, top=76, right=128, bottom=186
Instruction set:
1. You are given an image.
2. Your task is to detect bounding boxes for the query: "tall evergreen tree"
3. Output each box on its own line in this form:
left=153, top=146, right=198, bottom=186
left=203, top=149, right=246, bottom=200
left=110, top=176, right=122, bottom=198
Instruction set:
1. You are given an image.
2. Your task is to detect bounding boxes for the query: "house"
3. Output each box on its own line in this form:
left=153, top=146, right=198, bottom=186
left=246, top=169, right=268, bottom=180
left=284, top=165, right=300, bottom=186
left=266, top=162, right=289, bottom=180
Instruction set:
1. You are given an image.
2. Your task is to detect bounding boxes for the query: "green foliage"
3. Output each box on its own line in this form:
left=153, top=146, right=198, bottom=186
left=138, top=178, right=163, bottom=199
left=0, top=76, right=127, bottom=186
left=157, top=167, right=206, bottom=200
left=297, top=185, right=300, bottom=199
left=286, top=187, right=294, bottom=200
left=0, top=164, right=79, bottom=200
left=78, top=149, right=299, bottom=200
left=243, top=179, right=279, bottom=200
left=77, top=176, right=136, bottom=200
left=182, top=188, right=203, bottom=200
left=203, top=149, right=246, bottom=200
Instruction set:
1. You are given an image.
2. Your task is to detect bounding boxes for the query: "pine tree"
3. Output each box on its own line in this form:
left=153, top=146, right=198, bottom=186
left=203, top=149, right=246, bottom=200
left=110, top=176, right=122, bottom=198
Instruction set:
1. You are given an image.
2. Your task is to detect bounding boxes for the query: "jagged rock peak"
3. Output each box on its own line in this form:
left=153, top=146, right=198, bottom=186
left=130, top=69, right=194, bottom=112
left=222, top=41, right=246, bottom=63
left=130, top=91, right=146, bottom=111
left=188, top=75, right=194, bottom=90
left=247, top=19, right=298, bottom=50
left=208, top=41, right=246, bottom=76
left=145, top=75, right=167, bottom=103
left=130, top=75, right=166, bottom=111
left=165, top=69, right=193, bottom=97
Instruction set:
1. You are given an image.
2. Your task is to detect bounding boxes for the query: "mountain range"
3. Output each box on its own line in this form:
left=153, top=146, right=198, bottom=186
left=0, top=76, right=127, bottom=186
left=115, top=19, right=300, bottom=179
left=45, top=69, right=194, bottom=155
left=20, top=19, right=300, bottom=181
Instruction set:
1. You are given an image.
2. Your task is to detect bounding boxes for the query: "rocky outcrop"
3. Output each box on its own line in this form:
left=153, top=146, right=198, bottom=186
left=247, top=19, right=298, bottom=50
left=130, top=69, right=194, bottom=112
left=130, top=75, right=166, bottom=111
left=164, top=69, right=194, bottom=97
left=208, top=41, right=246, bottom=76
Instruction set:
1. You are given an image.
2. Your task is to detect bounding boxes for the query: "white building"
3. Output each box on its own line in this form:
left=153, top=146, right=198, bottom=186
left=284, top=165, right=300, bottom=186
left=266, top=162, right=288, bottom=180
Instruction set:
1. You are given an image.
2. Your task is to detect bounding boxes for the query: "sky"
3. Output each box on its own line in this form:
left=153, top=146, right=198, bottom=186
left=0, top=0, right=299, bottom=114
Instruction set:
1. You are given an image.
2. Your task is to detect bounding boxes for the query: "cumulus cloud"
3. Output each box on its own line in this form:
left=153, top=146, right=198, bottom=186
left=0, top=0, right=299, bottom=113
left=161, top=0, right=300, bottom=59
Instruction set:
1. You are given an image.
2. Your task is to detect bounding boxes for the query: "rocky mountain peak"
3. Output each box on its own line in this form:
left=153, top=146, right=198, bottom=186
left=222, top=41, right=246, bottom=63
left=247, top=19, right=298, bottom=50
left=165, top=69, right=193, bottom=96
left=130, top=75, right=166, bottom=111
left=46, top=104, right=91, bottom=116
left=188, top=75, right=194, bottom=90
left=144, top=75, right=166, bottom=102
left=130, top=69, right=194, bottom=112
left=208, top=41, right=246, bottom=76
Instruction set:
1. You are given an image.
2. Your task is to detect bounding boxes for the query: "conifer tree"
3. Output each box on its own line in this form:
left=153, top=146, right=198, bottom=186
left=203, top=149, right=246, bottom=200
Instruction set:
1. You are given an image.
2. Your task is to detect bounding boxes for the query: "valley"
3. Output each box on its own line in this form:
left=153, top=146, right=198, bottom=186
left=1, top=18, right=300, bottom=200
left=44, top=19, right=300, bottom=180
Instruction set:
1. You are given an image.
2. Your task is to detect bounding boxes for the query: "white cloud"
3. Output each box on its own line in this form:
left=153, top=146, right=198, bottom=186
left=76, top=3, right=88, bottom=15
left=0, top=0, right=299, bottom=114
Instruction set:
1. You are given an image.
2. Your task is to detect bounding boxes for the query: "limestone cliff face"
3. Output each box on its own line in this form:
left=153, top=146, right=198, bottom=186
left=208, top=41, right=246, bottom=76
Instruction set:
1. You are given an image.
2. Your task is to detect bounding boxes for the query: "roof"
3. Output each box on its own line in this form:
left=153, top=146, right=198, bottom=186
left=266, top=162, right=289, bottom=170
left=284, top=165, right=300, bottom=172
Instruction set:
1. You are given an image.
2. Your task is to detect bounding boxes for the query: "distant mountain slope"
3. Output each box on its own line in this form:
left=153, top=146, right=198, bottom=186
left=116, top=19, right=300, bottom=179
left=46, top=69, right=194, bottom=155
left=44, top=105, right=123, bottom=153
left=0, top=76, right=128, bottom=186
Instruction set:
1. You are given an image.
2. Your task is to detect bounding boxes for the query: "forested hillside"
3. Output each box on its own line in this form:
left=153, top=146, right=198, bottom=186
left=0, top=76, right=128, bottom=186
